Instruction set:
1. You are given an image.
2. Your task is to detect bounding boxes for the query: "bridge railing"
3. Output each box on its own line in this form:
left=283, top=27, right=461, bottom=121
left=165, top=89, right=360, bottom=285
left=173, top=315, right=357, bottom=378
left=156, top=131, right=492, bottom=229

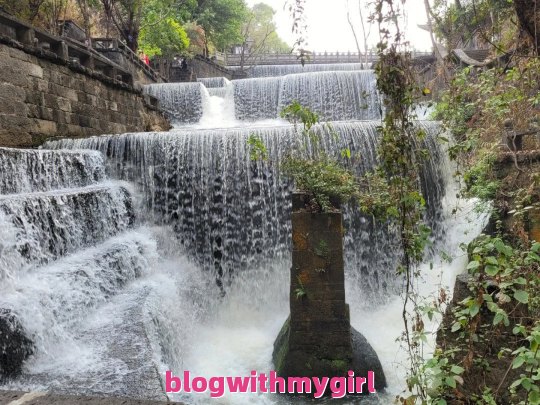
left=221, top=50, right=433, bottom=67
left=92, top=38, right=163, bottom=83
left=0, top=10, right=134, bottom=85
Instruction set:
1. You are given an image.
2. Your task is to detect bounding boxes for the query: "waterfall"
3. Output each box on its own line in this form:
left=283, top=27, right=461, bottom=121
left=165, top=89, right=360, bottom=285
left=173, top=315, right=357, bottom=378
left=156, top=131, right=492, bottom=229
left=45, top=120, right=447, bottom=299
left=145, top=70, right=381, bottom=125
left=1, top=60, right=487, bottom=403
left=276, top=70, right=381, bottom=121
left=0, top=231, right=157, bottom=349
left=197, top=77, right=231, bottom=88
left=144, top=82, right=205, bottom=125
left=0, top=183, right=135, bottom=279
left=0, top=148, right=105, bottom=195
left=0, top=147, right=164, bottom=398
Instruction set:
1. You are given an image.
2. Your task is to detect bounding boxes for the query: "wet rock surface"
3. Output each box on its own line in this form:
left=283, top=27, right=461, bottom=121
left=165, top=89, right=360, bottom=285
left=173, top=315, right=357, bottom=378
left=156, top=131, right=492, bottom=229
left=0, top=390, right=182, bottom=404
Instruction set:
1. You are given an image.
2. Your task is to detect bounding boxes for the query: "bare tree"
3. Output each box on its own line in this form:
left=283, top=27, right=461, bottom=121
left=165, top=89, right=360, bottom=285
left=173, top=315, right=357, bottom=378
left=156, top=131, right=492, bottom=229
left=28, top=0, right=47, bottom=22
left=75, top=0, right=92, bottom=43
left=514, top=0, right=540, bottom=54
left=345, top=0, right=372, bottom=64
left=357, top=0, right=371, bottom=64
left=346, top=0, right=362, bottom=61
left=99, top=0, right=144, bottom=50
left=423, top=0, right=449, bottom=80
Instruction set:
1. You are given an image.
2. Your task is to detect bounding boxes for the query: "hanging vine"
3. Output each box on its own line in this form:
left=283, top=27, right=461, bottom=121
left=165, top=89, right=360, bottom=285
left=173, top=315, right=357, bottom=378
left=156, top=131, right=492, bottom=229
left=362, top=0, right=433, bottom=402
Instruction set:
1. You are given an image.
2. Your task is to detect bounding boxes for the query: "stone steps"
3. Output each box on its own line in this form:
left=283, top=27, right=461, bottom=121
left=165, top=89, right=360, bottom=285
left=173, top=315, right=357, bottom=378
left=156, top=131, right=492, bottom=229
left=0, top=182, right=135, bottom=277
left=0, top=147, right=165, bottom=399
left=0, top=230, right=158, bottom=379
left=0, top=147, right=105, bottom=195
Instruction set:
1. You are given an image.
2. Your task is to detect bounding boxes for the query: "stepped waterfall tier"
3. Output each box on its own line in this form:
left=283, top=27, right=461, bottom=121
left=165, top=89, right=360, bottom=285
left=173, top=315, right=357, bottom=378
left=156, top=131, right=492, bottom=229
left=0, top=66, right=486, bottom=403
left=232, top=63, right=371, bottom=78
left=46, top=120, right=447, bottom=298
left=145, top=70, right=381, bottom=126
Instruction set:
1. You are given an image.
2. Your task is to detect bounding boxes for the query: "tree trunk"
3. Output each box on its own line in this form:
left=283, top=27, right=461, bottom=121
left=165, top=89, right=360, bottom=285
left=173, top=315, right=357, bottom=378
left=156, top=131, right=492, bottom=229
left=346, top=0, right=362, bottom=62
left=357, top=0, right=370, bottom=65
left=76, top=0, right=91, bottom=43
left=514, top=0, right=540, bottom=54
left=423, top=0, right=449, bottom=81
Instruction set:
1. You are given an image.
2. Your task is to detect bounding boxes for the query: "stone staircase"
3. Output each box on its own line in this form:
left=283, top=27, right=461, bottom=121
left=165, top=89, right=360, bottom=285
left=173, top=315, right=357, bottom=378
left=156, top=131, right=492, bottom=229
left=0, top=147, right=167, bottom=401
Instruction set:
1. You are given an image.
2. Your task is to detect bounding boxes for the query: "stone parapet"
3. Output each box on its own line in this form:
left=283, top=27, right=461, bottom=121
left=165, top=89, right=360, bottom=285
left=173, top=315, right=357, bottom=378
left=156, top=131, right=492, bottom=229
left=0, top=42, right=170, bottom=147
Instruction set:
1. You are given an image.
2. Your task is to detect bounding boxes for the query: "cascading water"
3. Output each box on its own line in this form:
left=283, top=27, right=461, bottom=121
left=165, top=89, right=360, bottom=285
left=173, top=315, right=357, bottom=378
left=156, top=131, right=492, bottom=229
left=46, top=120, right=445, bottom=300
left=144, top=82, right=205, bottom=125
left=0, top=147, right=105, bottom=195
left=145, top=70, right=380, bottom=126
left=0, top=64, right=487, bottom=404
left=234, top=70, right=381, bottom=121
left=197, top=77, right=231, bottom=88
left=232, top=63, right=372, bottom=78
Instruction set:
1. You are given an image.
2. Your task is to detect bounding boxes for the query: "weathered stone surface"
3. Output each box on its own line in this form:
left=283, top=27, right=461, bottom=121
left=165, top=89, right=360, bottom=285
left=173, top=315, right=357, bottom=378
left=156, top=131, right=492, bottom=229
left=273, top=318, right=386, bottom=391
left=0, top=43, right=170, bottom=147
left=0, top=390, right=183, bottom=404
left=351, top=328, right=386, bottom=389
left=528, top=208, right=540, bottom=242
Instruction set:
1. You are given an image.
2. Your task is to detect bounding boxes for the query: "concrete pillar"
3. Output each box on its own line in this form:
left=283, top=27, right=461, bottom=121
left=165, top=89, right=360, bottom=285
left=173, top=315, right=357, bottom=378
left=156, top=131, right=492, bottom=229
left=53, top=41, right=69, bottom=61
left=287, top=193, right=352, bottom=373
left=273, top=192, right=386, bottom=392
left=16, top=27, right=35, bottom=46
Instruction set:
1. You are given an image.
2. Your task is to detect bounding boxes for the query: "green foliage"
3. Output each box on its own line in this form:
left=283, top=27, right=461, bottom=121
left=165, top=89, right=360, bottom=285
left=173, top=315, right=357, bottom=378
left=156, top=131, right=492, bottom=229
left=294, top=276, right=306, bottom=299
left=279, top=101, right=360, bottom=212
left=431, top=0, right=515, bottom=50
left=427, top=235, right=540, bottom=402
left=434, top=59, right=540, bottom=206
left=5, top=0, right=247, bottom=55
left=314, top=239, right=329, bottom=258
left=510, top=323, right=540, bottom=404
left=461, top=151, right=500, bottom=201
left=139, top=17, right=190, bottom=58
left=193, top=0, right=248, bottom=50
left=365, top=1, right=435, bottom=403
left=282, top=157, right=359, bottom=212
left=247, top=134, right=268, bottom=161
left=241, top=3, right=290, bottom=55
left=280, top=100, right=319, bottom=133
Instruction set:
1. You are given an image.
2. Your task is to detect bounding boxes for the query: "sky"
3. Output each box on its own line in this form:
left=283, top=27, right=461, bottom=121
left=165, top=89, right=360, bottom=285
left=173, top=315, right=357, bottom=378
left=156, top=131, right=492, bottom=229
left=246, top=0, right=433, bottom=52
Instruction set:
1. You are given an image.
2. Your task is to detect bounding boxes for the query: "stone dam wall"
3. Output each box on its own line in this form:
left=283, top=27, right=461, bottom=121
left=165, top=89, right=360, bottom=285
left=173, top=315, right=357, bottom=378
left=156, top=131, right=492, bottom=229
left=0, top=40, right=170, bottom=148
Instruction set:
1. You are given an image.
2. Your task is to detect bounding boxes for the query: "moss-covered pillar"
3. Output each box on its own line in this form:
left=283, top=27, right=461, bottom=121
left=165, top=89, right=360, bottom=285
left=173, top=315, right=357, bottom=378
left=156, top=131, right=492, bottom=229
left=273, top=193, right=386, bottom=391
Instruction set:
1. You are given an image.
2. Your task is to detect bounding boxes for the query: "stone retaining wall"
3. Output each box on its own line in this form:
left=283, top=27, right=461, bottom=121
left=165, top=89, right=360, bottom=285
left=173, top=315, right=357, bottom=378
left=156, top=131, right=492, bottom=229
left=0, top=41, right=170, bottom=148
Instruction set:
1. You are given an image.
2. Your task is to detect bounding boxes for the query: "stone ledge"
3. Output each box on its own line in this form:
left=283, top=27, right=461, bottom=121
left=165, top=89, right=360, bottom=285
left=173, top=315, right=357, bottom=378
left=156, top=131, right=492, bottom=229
left=0, top=390, right=183, bottom=405
left=0, top=36, right=137, bottom=94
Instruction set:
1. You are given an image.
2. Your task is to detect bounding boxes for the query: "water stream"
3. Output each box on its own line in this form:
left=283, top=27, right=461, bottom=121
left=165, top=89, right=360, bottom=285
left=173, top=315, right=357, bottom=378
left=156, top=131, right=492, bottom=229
left=0, top=66, right=486, bottom=403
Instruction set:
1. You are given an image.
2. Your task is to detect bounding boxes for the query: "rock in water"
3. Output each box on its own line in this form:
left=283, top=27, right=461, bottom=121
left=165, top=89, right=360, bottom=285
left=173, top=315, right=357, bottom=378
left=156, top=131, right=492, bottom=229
left=0, top=309, right=34, bottom=378
left=351, top=327, right=386, bottom=390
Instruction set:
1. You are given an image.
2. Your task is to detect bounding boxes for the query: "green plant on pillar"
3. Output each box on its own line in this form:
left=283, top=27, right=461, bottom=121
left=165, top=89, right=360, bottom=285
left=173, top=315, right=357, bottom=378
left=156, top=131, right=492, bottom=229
left=314, top=239, right=329, bottom=258
left=282, top=157, right=359, bottom=212
left=280, top=101, right=360, bottom=212
left=294, top=276, right=306, bottom=299
left=248, top=100, right=360, bottom=213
